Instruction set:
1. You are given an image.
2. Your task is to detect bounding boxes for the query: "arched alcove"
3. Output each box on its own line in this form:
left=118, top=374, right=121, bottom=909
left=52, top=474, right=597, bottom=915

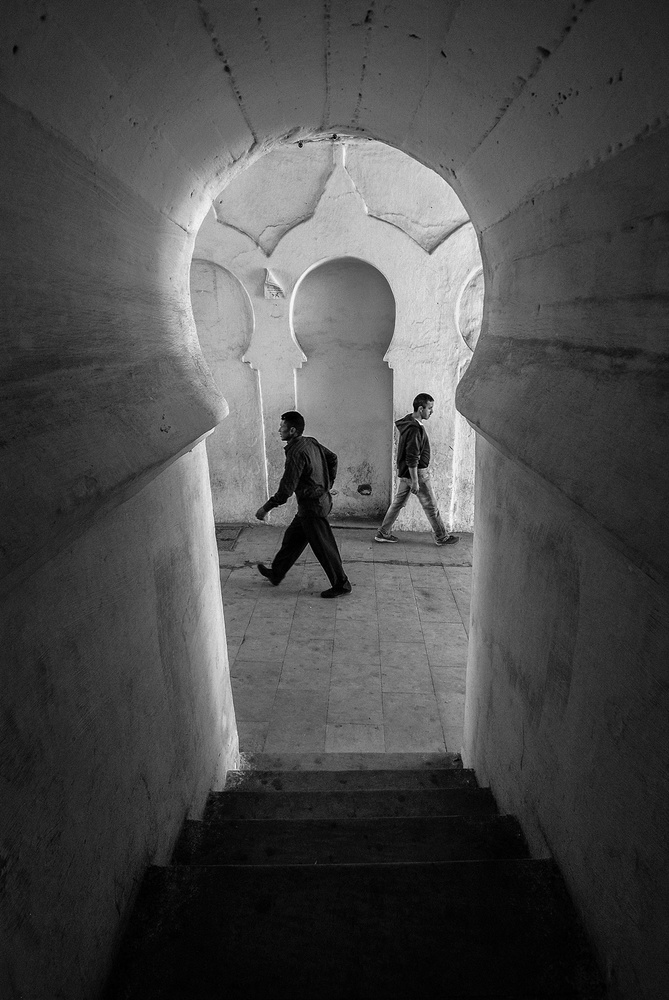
left=189, top=260, right=266, bottom=521
left=292, top=257, right=396, bottom=520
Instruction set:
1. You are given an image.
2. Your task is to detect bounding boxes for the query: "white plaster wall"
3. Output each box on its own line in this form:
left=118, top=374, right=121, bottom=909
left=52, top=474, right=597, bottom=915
left=1, top=445, right=237, bottom=999
left=465, top=437, right=669, bottom=998
left=193, top=141, right=482, bottom=531
left=190, top=261, right=266, bottom=522
left=293, top=257, right=395, bottom=519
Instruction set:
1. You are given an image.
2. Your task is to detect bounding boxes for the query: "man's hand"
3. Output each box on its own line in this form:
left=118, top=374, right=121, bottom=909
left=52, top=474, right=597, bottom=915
left=255, top=506, right=268, bottom=521
left=409, top=470, right=420, bottom=495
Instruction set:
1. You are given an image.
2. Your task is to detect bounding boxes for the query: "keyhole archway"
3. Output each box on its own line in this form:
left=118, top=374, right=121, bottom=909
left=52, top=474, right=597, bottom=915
left=292, top=256, right=396, bottom=520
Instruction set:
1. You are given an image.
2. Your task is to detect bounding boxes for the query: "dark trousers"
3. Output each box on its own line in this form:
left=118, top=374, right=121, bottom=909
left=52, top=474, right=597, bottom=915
left=272, top=511, right=347, bottom=587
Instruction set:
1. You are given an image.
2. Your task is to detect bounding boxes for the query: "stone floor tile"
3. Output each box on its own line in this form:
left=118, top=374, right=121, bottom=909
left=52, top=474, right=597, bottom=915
left=330, top=661, right=382, bottom=686
left=270, top=687, right=329, bottom=724
left=382, top=692, right=446, bottom=753
left=293, top=601, right=338, bottom=622
left=253, top=595, right=300, bottom=619
left=222, top=599, right=257, bottom=634
left=379, top=641, right=429, bottom=670
left=435, top=690, right=466, bottom=730
left=372, top=544, right=408, bottom=563
left=376, top=591, right=415, bottom=606
left=219, top=567, right=233, bottom=587
left=412, top=548, right=445, bottom=564
left=244, top=614, right=294, bottom=638
left=380, top=659, right=434, bottom=694
left=430, top=665, right=467, bottom=697
left=450, top=590, right=471, bottom=629
left=278, top=658, right=332, bottom=691
left=263, top=722, right=326, bottom=753
left=422, top=623, right=469, bottom=667
left=382, top=690, right=444, bottom=730
left=226, top=636, right=243, bottom=665
left=442, top=726, right=465, bottom=753
left=334, top=618, right=379, bottom=644
left=283, top=637, right=334, bottom=667
left=235, top=633, right=291, bottom=662
left=340, top=554, right=377, bottom=578
left=332, top=638, right=381, bottom=660
left=325, top=723, right=385, bottom=753
left=416, top=601, right=463, bottom=624
left=231, top=659, right=284, bottom=684
left=328, top=682, right=383, bottom=725
left=375, top=563, right=413, bottom=580
left=334, top=598, right=378, bottom=622
left=289, top=618, right=336, bottom=641
left=230, top=678, right=278, bottom=722
left=443, top=565, right=472, bottom=588
left=236, top=719, right=270, bottom=754
left=377, top=617, right=424, bottom=643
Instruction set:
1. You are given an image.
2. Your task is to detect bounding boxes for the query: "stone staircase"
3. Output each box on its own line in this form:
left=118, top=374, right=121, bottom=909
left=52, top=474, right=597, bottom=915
left=105, top=753, right=605, bottom=999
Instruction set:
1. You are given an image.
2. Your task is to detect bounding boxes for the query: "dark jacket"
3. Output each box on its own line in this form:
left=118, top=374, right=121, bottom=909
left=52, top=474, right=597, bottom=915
left=264, top=435, right=338, bottom=517
left=395, top=413, right=430, bottom=478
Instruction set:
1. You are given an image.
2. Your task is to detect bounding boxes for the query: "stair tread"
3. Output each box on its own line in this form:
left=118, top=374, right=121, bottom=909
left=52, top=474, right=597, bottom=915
left=224, top=767, right=476, bottom=792
left=106, top=859, right=604, bottom=999
left=173, top=813, right=529, bottom=866
left=206, top=785, right=497, bottom=821
left=241, top=751, right=463, bottom=771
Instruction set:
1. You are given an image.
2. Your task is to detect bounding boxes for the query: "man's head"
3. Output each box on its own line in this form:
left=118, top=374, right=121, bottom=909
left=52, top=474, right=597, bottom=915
left=279, top=410, right=305, bottom=441
left=413, top=393, right=434, bottom=421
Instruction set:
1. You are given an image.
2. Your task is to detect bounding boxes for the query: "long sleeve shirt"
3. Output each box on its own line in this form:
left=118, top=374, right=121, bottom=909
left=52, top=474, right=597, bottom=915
left=263, top=435, right=338, bottom=515
left=395, top=414, right=430, bottom=477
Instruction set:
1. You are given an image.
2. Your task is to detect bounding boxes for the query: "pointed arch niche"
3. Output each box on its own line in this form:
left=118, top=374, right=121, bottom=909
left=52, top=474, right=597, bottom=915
left=291, top=257, right=395, bottom=520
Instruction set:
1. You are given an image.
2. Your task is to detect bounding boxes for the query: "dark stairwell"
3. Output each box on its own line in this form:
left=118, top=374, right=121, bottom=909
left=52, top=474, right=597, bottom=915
left=104, top=752, right=604, bottom=999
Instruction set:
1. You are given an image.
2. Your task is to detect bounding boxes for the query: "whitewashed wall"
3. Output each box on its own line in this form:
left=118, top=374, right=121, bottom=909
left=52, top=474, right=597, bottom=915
left=191, top=141, right=483, bottom=531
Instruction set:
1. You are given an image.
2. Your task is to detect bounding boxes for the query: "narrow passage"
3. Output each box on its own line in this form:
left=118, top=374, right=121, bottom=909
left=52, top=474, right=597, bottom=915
left=219, top=526, right=472, bottom=755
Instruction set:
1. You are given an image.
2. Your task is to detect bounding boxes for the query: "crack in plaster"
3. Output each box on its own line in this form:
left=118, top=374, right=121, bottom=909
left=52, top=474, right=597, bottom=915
left=402, top=2, right=462, bottom=152
left=352, top=2, right=376, bottom=126
left=197, top=0, right=258, bottom=144
left=469, top=0, right=595, bottom=157
left=252, top=2, right=272, bottom=57
left=323, top=0, right=332, bottom=127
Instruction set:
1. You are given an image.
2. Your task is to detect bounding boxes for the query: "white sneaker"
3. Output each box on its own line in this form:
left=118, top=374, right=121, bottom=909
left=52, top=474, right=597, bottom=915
left=375, top=532, right=399, bottom=543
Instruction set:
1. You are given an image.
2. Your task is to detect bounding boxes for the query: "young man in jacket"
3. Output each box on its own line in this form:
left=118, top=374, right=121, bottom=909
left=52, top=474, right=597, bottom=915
left=255, top=410, right=352, bottom=598
left=375, top=393, right=458, bottom=546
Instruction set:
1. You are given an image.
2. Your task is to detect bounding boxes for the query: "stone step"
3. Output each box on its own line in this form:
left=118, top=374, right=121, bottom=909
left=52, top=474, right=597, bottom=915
left=241, top=751, right=463, bottom=771
left=173, top=813, right=529, bottom=866
left=224, top=767, right=477, bottom=793
left=205, top=785, right=497, bottom=821
left=105, top=859, right=605, bottom=999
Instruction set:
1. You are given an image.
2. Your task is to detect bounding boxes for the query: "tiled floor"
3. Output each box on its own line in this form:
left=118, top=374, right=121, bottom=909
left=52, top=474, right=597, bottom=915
left=219, top=525, right=472, bottom=756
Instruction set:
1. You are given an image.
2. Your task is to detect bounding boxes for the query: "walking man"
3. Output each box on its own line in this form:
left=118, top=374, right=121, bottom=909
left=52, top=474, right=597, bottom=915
left=255, top=411, right=352, bottom=598
left=375, top=393, right=458, bottom=546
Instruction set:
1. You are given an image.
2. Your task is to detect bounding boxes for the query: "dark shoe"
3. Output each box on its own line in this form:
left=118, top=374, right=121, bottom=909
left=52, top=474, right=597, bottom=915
left=374, top=531, right=399, bottom=543
left=435, top=535, right=459, bottom=546
left=257, top=563, right=280, bottom=585
left=321, top=579, right=352, bottom=599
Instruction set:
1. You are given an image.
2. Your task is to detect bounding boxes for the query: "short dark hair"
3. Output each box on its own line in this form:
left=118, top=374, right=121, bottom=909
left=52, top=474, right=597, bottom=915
left=413, top=393, right=434, bottom=411
left=281, top=410, right=305, bottom=435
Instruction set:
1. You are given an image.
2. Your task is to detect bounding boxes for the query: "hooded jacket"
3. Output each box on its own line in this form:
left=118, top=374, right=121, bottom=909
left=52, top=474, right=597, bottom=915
left=395, top=413, right=431, bottom=478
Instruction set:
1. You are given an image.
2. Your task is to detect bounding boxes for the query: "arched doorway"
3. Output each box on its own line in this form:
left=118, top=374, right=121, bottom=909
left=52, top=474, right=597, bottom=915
left=292, top=257, right=396, bottom=521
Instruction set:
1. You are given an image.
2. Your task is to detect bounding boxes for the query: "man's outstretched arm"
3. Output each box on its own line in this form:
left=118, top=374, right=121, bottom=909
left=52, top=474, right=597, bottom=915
left=255, top=449, right=304, bottom=520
